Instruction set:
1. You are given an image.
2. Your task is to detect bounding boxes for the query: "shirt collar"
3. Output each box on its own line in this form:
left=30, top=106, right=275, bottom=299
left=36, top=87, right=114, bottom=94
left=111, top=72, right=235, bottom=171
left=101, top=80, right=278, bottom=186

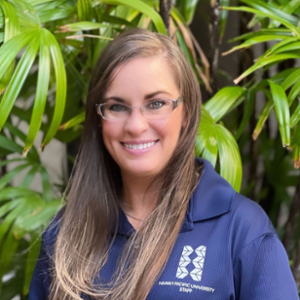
left=117, top=158, right=235, bottom=236
left=190, top=158, right=234, bottom=223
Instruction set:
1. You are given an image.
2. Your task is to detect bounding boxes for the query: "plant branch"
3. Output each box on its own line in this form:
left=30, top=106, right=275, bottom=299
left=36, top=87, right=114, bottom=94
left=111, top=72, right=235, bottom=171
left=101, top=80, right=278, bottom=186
left=283, top=174, right=300, bottom=253
left=209, top=0, right=221, bottom=94
left=0, top=160, right=6, bottom=178
left=159, top=0, right=173, bottom=35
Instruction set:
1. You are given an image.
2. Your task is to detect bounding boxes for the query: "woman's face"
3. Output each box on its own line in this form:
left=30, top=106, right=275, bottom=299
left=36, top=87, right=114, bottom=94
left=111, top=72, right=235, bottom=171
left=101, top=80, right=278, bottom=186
left=101, top=55, right=184, bottom=179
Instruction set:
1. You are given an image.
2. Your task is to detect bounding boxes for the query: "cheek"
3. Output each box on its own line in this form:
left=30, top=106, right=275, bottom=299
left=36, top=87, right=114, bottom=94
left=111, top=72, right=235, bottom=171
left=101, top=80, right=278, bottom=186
left=154, top=116, right=183, bottom=143
left=166, top=107, right=184, bottom=133
left=101, top=123, right=119, bottom=148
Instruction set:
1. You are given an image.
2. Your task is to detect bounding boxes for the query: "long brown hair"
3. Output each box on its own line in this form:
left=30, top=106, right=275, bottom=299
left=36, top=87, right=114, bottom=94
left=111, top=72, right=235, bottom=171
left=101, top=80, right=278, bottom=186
left=50, top=28, right=202, bottom=299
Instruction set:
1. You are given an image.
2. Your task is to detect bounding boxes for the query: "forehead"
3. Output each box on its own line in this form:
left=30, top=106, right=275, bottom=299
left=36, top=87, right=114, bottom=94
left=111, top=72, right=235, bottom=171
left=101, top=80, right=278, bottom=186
left=105, top=56, right=179, bottom=99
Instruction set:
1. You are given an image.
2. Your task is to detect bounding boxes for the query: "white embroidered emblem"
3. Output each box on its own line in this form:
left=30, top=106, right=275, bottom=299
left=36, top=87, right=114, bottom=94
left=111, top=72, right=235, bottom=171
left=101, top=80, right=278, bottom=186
left=176, top=245, right=206, bottom=282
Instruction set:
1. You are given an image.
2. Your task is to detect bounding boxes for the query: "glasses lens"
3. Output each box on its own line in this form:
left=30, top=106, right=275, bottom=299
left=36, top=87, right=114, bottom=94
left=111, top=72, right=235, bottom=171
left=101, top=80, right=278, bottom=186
left=143, top=100, right=173, bottom=119
left=101, top=103, right=130, bottom=122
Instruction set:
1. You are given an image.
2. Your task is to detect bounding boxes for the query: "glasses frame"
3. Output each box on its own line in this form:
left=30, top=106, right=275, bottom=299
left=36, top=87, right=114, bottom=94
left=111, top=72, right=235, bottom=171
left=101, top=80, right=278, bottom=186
left=95, top=97, right=181, bottom=122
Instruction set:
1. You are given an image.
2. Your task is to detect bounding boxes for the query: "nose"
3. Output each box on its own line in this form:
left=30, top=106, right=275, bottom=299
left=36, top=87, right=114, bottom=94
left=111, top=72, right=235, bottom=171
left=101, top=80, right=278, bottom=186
left=123, top=107, right=149, bottom=136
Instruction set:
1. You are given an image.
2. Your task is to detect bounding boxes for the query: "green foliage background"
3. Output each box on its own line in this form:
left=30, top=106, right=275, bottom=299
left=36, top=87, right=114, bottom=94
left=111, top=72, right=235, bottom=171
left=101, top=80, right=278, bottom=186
left=0, top=0, right=299, bottom=298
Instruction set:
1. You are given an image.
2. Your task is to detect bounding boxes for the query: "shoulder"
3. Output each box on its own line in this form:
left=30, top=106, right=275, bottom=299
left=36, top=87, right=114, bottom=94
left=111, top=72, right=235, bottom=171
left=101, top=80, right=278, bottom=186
left=192, top=158, right=275, bottom=236
left=228, top=193, right=277, bottom=258
left=192, top=158, right=277, bottom=252
left=229, top=197, right=299, bottom=299
left=229, top=192, right=276, bottom=236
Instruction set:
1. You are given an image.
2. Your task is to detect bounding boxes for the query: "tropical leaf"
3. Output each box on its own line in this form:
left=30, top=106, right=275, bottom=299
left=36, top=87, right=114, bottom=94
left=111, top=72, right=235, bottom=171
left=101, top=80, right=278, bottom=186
left=0, top=187, right=37, bottom=202
left=279, top=0, right=300, bottom=15
left=37, top=3, right=75, bottom=23
left=291, top=121, right=300, bottom=147
left=0, top=1, right=19, bottom=41
left=270, top=0, right=300, bottom=27
left=235, top=89, right=255, bottom=140
left=196, top=108, right=218, bottom=168
left=0, top=28, right=36, bottom=95
left=0, top=163, right=32, bottom=190
left=240, top=0, right=300, bottom=26
left=282, top=68, right=300, bottom=92
left=264, top=37, right=300, bottom=57
left=101, top=14, right=132, bottom=26
left=0, top=30, right=40, bottom=131
left=287, top=73, right=300, bottom=105
left=59, top=111, right=85, bottom=130
left=18, top=198, right=63, bottom=233
left=290, top=103, right=300, bottom=128
left=253, top=96, right=273, bottom=140
left=271, top=41, right=300, bottom=56
left=0, top=135, right=24, bottom=155
left=40, top=166, right=53, bottom=201
left=100, top=0, right=167, bottom=34
left=9, top=0, right=40, bottom=28
left=204, top=86, right=246, bottom=122
left=78, top=0, right=92, bottom=21
left=0, top=0, right=20, bottom=93
left=234, top=54, right=300, bottom=84
left=3, top=123, right=40, bottom=162
left=271, top=68, right=300, bottom=85
left=0, top=186, right=62, bottom=292
left=215, top=124, right=242, bottom=192
left=268, top=80, right=290, bottom=146
left=175, top=0, right=200, bottom=24
left=291, top=112, right=300, bottom=168
left=23, top=233, right=41, bottom=295
left=197, top=108, right=242, bottom=191
left=222, top=6, right=300, bottom=36
left=223, top=35, right=289, bottom=56
left=41, top=29, right=67, bottom=148
left=58, top=21, right=109, bottom=32
left=0, top=194, right=61, bottom=291
left=293, top=146, right=300, bottom=168
left=24, top=29, right=51, bottom=154
left=0, top=226, right=19, bottom=292
left=229, top=28, right=293, bottom=43
left=19, top=166, right=39, bottom=188
left=28, top=0, right=63, bottom=6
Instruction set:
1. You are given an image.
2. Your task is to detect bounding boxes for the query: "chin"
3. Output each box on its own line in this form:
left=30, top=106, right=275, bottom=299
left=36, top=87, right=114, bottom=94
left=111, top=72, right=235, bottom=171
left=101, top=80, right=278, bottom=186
left=122, top=164, right=160, bottom=178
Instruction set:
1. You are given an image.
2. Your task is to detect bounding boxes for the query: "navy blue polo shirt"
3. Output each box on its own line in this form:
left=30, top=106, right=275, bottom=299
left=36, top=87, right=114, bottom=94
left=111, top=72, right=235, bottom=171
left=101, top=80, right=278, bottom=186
left=29, top=159, right=299, bottom=299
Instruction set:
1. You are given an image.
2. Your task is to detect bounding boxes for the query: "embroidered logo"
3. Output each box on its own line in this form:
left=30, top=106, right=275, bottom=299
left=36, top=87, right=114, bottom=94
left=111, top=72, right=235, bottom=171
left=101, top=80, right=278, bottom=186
left=176, top=245, right=206, bottom=282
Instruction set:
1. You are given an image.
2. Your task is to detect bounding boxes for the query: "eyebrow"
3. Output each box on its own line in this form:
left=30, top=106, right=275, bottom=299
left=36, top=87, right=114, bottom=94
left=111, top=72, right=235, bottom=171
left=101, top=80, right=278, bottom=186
left=103, top=91, right=172, bottom=102
left=144, top=91, right=171, bottom=99
left=103, top=97, right=124, bottom=103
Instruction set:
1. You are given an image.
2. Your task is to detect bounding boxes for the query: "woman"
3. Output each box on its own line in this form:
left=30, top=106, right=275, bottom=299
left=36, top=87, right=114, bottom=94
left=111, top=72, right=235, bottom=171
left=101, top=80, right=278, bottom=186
left=29, top=29, right=298, bottom=300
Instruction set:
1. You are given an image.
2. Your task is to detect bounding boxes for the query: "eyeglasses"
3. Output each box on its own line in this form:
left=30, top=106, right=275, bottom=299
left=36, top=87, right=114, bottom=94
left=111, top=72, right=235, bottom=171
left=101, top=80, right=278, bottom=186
left=95, top=97, right=181, bottom=123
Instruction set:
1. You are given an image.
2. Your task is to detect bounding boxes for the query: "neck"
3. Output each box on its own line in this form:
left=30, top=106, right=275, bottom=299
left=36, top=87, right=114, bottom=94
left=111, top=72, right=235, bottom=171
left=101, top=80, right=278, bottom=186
left=120, top=172, right=159, bottom=221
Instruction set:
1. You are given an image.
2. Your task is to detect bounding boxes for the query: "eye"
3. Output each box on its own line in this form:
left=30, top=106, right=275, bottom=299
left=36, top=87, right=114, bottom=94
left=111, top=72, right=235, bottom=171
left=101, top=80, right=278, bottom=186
left=108, top=104, right=128, bottom=112
left=147, top=100, right=166, bottom=110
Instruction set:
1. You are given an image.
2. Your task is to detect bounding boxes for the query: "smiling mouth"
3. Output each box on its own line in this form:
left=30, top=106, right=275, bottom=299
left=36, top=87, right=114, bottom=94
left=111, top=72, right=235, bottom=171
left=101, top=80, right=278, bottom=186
left=121, top=140, right=159, bottom=150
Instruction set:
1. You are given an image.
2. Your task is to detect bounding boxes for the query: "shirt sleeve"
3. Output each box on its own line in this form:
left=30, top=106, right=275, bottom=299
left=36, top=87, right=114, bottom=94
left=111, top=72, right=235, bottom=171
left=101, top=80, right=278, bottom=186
left=28, top=240, right=51, bottom=300
left=233, top=233, right=299, bottom=300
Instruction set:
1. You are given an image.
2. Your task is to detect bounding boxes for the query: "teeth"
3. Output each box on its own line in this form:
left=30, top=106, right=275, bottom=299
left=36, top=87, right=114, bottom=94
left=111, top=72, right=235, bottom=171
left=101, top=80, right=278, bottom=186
left=124, top=141, right=156, bottom=150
